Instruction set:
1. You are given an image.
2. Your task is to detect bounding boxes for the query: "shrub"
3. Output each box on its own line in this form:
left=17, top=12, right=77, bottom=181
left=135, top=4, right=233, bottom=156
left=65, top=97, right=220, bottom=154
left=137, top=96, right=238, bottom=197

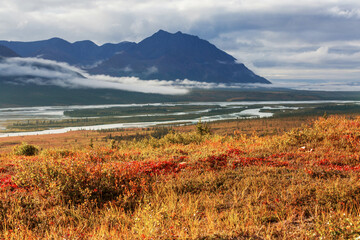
left=13, top=142, right=39, bottom=156
left=163, top=132, right=204, bottom=145
left=151, top=127, right=172, bottom=139
left=196, top=119, right=211, bottom=136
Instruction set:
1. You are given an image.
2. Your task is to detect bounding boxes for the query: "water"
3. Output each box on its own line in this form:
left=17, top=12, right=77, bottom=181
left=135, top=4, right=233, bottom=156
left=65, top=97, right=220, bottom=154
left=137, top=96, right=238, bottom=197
left=0, top=100, right=358, bottom=137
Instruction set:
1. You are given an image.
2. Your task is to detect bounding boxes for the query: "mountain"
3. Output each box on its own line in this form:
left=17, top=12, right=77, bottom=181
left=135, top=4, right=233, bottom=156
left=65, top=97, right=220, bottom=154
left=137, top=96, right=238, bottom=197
left=89, top=30, right=270, bottom=84
left=0, top=38, right=135, bottom=67
left=0, top=45, right=19, bottom=58
left=0, top=30, right=270, bottom=84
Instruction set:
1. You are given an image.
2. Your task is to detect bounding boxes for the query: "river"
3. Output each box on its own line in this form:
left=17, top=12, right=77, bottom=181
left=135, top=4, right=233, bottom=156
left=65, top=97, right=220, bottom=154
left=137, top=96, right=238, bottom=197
left=0, top=100, right=358, bottom=137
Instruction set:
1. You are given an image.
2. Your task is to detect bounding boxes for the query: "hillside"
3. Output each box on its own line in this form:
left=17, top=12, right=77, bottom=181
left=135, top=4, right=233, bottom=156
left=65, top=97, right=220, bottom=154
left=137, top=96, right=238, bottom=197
left=1, top=116, right=360, bottom=239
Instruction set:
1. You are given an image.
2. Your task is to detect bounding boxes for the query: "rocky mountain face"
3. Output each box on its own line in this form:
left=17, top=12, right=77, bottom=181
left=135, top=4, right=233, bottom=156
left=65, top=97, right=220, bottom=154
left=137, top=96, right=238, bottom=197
left=89, top=30, right=270, bottom=84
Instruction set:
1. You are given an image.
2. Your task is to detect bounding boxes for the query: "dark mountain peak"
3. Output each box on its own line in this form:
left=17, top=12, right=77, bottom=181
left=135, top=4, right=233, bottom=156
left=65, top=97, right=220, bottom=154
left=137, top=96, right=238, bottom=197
left=0, top=45, right=20, bottom=57
left=46, top=37, right=70, bottom=45
left=154, top=29, right=170, bottom=35
left=48, top=37, right=66, bottom=41
left=145, top=30, right=174, bottom=43
left=73, top=40, right=98, bottom=47
left=152, top=29, right=191, bottom=38
left=147, top=30, right=197, bottom=41
left=149, top=29, right=190, bottom=39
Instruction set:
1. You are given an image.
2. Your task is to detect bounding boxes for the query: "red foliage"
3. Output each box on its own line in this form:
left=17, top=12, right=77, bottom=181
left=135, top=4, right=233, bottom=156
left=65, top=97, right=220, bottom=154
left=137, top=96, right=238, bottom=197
left=199, top=148, right=291, bottom=171
left=0, top=175, right=18, bottom=190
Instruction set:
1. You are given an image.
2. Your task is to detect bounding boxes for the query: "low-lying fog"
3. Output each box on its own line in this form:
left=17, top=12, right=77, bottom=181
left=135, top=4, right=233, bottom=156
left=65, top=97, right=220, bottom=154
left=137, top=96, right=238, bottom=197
left=2, top=57, right=360, bottom=94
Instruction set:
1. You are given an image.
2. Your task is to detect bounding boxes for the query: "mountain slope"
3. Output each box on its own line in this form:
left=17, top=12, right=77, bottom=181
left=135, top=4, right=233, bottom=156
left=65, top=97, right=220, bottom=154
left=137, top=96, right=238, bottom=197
left=89, top=30, right=270, bottom=84
left=0, top=38, right=135, bottom=67
left=0, top=45, right=19, bottom=58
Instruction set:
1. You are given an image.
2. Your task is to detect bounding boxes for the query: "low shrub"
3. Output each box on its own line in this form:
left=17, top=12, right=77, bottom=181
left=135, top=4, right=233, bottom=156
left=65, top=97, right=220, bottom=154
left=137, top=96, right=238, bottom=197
left=13, top=142, right=39, bottom=156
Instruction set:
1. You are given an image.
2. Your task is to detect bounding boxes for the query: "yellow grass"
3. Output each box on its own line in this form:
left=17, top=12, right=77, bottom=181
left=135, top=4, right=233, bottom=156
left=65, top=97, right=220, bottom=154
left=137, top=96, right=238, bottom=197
left=1, top=115, right=360, bottom=239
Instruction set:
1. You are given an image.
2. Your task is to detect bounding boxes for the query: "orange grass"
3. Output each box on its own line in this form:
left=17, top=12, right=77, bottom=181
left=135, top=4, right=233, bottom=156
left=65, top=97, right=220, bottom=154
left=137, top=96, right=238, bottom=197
left=1, top=116, right=360, bottom=239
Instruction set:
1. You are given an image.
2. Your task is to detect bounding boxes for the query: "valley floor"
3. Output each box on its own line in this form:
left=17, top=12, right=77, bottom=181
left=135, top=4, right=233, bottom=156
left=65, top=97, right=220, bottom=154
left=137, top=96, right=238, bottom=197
left=1, top=115, right=360, bottom=239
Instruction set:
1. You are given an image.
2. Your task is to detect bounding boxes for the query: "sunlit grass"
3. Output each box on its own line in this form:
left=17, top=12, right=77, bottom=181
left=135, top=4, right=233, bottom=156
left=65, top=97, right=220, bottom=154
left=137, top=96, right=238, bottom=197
left=1, top=116, right=360, bottom=239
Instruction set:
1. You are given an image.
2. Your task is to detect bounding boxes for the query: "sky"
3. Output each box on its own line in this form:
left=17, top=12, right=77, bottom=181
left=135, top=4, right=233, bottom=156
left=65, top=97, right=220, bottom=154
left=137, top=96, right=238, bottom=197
left=1, top=0, right=360, bottom=84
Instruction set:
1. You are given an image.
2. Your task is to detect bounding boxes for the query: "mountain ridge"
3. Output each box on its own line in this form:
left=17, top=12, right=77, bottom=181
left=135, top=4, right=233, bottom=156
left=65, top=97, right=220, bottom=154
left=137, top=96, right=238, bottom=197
left=0, top=38, right=135, bottom=67
left=0, top=30, right=270, bottom=84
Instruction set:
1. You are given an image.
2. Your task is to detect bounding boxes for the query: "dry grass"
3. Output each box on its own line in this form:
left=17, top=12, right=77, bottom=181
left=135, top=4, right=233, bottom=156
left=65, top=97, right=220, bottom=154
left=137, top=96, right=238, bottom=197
left=1, top=116, right=360, bottom=239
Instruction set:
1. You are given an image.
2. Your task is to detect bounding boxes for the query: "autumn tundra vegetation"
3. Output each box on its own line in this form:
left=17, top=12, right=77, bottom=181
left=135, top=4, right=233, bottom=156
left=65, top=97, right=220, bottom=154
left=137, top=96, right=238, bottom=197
left=1, top=116, right=360, bottom=239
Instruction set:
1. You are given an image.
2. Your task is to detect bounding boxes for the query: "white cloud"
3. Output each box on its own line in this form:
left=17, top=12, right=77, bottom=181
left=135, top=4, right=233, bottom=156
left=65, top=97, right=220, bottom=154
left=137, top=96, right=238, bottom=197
left=268, top=79, right=360, bottom=91
left=145, top=66, right=158, bottom=75
left=0, top=57, right=190, bottom=94
left=258, top=68, right=360, bottom=81
left=0, top=57, right=84, bottom=79
left=328, top=6, right=360, bottom=19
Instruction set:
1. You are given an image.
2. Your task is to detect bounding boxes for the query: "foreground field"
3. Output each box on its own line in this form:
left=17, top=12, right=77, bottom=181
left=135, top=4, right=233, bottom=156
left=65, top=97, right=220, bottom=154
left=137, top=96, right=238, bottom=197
left=1, top=116, right=360, bottom=239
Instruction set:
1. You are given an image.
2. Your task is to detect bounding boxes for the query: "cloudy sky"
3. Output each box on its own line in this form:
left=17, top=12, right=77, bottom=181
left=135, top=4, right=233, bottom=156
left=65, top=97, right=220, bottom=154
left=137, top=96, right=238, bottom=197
left=1, top=0, right=360, bottom=83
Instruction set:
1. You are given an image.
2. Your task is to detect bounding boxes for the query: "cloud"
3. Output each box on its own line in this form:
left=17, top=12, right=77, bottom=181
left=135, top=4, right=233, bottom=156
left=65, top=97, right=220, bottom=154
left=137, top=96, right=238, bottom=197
left=0, top=57, right=189, bottom=94
left=0, top=57, right=84, bottom=79
left=267, top=79, right=360, bottom=91
left=1, top=0, right=360, bottom=83
left=328, top=6, right=360, bottom=19
left=0, top=57, right=222, bottom=93
left=1, top=57, right=360, bottom=93
left=145, top=66, right=158, bottom=75
left=2, top=1, right=360, bottom=43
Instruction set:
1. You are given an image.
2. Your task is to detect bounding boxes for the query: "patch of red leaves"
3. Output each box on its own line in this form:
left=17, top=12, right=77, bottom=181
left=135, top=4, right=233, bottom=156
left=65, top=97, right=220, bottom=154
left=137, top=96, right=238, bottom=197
left=199, top=149, right=292, bottom=171
left=0, top=175, right=18, bottom=190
